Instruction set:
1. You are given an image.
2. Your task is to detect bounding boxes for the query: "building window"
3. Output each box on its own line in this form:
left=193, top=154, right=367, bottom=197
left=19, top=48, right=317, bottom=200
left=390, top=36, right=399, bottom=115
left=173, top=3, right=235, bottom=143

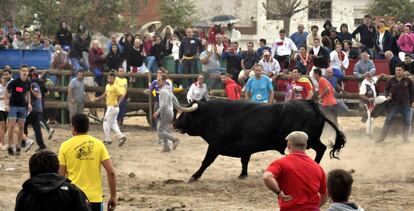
left=354, top=18, right=363, bottom=26
left=308, top=0, right=332, bottom=20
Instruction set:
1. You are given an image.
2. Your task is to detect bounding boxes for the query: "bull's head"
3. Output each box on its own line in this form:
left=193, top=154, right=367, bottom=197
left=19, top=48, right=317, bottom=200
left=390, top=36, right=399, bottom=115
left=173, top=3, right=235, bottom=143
left=174, top=102, right=200, bottom=135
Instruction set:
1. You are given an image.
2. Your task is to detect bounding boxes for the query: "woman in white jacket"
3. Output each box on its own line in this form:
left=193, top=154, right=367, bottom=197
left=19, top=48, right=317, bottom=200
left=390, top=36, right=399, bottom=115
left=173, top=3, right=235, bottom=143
left=330, top=42, right=349, bottom=75
left=187, top=75, right=209, bottom=103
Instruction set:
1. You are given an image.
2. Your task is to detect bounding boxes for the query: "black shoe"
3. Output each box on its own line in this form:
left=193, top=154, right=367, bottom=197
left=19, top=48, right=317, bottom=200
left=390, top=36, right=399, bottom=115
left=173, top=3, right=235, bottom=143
left=48, top=129, right=55, bottom=140
left=118, top=136, right=127, bottom=147
left=15, top=147, right=21, bottom=156
left=7, top=147, right=14, bottom=155
left=21, top=140, right=26, bottom=148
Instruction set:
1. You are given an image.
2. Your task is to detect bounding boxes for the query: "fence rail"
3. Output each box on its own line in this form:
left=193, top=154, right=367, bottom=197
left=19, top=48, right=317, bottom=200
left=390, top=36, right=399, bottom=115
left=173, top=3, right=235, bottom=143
left=9, top=68, right=387, bottom=124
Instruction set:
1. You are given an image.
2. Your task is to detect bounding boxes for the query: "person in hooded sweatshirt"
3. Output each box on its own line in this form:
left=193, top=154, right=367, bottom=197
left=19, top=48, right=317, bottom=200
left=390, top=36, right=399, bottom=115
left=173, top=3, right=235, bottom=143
left=220, top=73, right=241, bottom=100
left=15, top=150, right=91, bottom=211
left=327, top=169, right=365, bottom=211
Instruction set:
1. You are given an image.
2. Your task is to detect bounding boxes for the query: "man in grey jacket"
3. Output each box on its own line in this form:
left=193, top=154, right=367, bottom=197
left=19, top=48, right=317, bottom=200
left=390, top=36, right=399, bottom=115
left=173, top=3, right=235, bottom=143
left=153, top=75, right=180, bottom=152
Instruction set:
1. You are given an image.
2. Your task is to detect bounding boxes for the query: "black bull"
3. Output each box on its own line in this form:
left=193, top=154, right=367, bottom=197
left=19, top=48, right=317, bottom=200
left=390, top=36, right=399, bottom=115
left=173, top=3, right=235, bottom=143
left=174, top=99, right=346, bottom=181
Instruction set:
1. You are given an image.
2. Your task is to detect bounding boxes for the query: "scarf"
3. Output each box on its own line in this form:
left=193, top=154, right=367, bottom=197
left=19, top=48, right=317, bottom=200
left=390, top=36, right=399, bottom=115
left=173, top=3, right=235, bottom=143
left=378, top=26, right=389, bottom=33
left=337, top=51, right=345, bottom=61
left=298, top=53, right=309, bottom=66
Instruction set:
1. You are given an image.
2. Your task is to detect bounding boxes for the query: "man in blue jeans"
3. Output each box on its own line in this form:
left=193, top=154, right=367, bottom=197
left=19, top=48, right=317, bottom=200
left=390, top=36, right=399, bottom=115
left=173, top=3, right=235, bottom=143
left=6, top=65, right=31, bottom=155
left=377, top=63, right=414, bottom=143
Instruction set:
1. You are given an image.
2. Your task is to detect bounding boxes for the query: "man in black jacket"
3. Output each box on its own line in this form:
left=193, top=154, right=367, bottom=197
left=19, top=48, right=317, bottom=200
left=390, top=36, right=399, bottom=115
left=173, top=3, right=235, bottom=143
left=179, top=28, right=203, bottom=75
left=15, top=150, right=91, bottom=211
left=352, top=15, right=377, bottom=58
left=309, top=37, right=329, bottom=89
left=377, top=63, right=414, bottom=143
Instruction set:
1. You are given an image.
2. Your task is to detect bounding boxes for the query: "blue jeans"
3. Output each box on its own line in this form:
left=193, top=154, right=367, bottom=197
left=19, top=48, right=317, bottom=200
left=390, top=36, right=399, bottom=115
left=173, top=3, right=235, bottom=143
left=92, top=67, right=104, bottom=97
left=8, top=106, right=27, bottom=121
left=380, top=105, right=412, bottom=140
left=180, top=59, right=197, bottom=74
left=180, top=59, right=198, bottom=88
left=70, top=58, right=89, bottom=72
left=146, top=56, right=157, bottom=73
left=375, top=51, right=385, bottom=60
left=117, top=95, right=128, bottom=122
left=92, top=67, right=103, bottom=86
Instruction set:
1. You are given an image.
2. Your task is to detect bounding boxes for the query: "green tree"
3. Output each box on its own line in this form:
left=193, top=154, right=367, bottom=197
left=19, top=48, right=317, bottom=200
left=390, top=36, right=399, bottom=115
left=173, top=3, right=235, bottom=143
left=263, top=0, right=308, bottom=35
left=366, top=0, right=414, bottom=22
left=122, top=0, right=148, bottom=33
left=14, top=0, right=135, bottom=36
left=160, top=0, right=198, bottom=28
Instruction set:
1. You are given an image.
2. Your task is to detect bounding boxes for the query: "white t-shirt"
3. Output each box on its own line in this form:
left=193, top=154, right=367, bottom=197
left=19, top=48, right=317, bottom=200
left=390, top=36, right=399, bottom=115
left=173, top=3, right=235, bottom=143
left=0, top=84, right=5, bottom=111
left=259, top=58, right=281, bottom=75
left=199, top=50, right=221, bottom=73
left=171, top=40, right=181, bottom=61
left=271, top=37, right=297, bottom=57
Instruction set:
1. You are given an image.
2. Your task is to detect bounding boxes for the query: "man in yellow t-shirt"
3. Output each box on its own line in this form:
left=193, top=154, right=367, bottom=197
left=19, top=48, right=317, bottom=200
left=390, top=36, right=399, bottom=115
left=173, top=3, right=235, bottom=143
left=115, top=67, right=128, bottom=128
left=95, top=72, right=127, bottom=146
left=58, top=114, right=117, bottom=211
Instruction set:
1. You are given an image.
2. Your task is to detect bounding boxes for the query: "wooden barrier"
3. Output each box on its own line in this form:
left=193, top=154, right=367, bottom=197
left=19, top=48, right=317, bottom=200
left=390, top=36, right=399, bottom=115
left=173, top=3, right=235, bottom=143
left=10, top=67, right=395, bottom=123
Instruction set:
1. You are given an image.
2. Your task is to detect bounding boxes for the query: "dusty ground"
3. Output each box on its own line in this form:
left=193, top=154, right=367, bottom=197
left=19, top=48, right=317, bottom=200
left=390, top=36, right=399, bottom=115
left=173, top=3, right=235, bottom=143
left=1, top=115, right=414, bottom=211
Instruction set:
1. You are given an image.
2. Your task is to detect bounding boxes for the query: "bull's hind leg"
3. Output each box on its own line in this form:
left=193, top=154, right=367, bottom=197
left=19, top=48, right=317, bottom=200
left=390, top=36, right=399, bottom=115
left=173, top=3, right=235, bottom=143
left=311, top=139, right=326, bottom=163
left=189, top=147, right=218, bottom=182
left=238, top=154, right=251, bottom=179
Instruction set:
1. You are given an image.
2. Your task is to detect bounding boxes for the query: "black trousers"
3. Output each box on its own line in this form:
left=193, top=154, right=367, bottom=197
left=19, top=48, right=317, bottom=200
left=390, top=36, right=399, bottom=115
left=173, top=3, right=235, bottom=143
left=275, top=55, right=291, bottom=70
left=24, top=112, right=46, bottom=149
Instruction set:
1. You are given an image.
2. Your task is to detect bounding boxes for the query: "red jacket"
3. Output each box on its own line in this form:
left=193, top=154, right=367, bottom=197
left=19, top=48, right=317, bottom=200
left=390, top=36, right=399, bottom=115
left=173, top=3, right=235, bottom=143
left=88, top=47, right=105, bottom=70
left=223, top=78, right=241, bottom=100
left=208, top=27, right=224, bottom=44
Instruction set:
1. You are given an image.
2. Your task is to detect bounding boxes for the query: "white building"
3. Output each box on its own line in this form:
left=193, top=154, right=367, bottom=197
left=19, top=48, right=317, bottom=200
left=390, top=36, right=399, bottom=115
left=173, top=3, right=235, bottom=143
left=195, top=0, right=371, bottom=47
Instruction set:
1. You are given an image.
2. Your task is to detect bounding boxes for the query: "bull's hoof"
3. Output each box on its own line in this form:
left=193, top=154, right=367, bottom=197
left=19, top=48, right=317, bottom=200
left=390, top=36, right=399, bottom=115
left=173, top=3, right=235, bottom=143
left=188, top=176, right=199, bottom=183
left=238, top=175, right=248, bottom=180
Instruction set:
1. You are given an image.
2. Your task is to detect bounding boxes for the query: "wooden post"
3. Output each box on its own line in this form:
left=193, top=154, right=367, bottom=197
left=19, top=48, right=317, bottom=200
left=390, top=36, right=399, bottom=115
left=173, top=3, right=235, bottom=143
left=60, top=73, right=66, bottom=124
left=148, top=71, right=153, bottom=130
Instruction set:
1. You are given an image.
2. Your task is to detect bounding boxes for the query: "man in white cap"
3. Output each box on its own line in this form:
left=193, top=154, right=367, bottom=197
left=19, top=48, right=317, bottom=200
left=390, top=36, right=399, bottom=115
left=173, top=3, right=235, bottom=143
left=263, top=131, right=327, bottom=210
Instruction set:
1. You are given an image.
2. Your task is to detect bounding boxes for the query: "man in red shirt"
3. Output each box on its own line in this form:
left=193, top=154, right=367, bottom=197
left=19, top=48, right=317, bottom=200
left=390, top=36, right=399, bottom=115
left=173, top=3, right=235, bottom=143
left=263, top=131, right=327, bottom=211
left=220, top=73, right=241, bottom=100
left=288, top=67, right=314, bottom=100
left=313, top=68, right=338, bottom=125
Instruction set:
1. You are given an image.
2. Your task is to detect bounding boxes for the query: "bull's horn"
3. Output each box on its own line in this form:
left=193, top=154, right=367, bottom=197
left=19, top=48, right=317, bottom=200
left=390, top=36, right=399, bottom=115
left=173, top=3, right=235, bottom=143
left=177, top=103, right=198, bottom=112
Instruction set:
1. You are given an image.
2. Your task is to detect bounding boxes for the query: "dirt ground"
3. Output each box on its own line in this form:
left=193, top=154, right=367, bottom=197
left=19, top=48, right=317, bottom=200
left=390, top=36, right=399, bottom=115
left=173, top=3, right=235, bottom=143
left=1, top=115, right=414, bottom=211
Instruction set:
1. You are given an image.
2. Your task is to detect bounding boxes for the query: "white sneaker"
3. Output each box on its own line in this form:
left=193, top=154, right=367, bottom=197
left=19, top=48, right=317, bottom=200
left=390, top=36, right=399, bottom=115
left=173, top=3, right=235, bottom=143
left=23, top=139, right=34, bottom=152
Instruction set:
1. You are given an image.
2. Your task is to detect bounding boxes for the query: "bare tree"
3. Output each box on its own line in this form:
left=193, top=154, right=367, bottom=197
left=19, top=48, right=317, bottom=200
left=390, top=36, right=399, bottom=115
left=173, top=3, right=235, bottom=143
left=0, top=0, right=17, bottom=22
left=262, top=0, right=307, bottom=35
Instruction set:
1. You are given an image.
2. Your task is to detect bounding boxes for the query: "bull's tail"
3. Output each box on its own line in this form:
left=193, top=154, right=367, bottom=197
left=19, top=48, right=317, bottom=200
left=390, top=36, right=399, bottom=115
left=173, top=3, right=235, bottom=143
left=308, top=100, right=346, bottom=159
